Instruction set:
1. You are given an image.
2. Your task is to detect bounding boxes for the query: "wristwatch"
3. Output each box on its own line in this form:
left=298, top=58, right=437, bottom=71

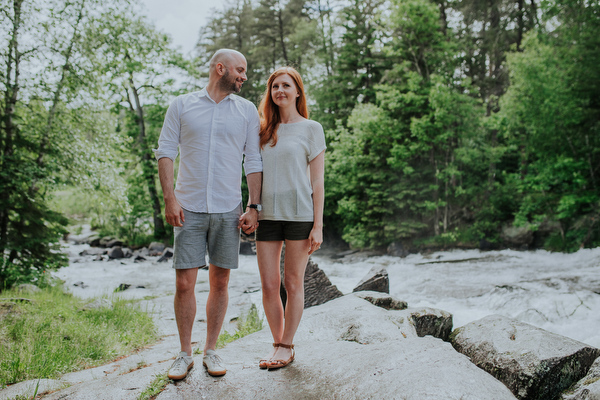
left=248, top=204, right=262, bottom=212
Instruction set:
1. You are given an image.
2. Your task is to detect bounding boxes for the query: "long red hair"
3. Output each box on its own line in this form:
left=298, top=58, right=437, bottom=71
left=258, top=67, right=309, bottom=149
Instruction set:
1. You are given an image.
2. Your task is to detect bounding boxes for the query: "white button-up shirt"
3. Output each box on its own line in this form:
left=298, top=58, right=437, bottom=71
left=154, top=88, right=262, bottom=213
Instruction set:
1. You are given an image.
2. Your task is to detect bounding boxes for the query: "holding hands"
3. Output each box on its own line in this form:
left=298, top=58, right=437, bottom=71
left=239, top=208, right=259, bottom=234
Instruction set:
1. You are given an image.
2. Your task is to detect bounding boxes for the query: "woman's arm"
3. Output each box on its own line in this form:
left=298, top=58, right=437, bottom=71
left=308, top=150, right=325, bottom=255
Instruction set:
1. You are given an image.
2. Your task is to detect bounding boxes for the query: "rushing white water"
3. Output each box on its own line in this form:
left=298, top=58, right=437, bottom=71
left=312, top=247, right=600, bottom=348
left=57, top=227, right=600, bottom=349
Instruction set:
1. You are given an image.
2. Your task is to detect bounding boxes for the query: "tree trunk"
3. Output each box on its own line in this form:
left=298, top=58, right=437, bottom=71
left=432, top=149, right=440, bottom=236
left=37, top=0, right=86, bottom=167
left=516, top=0, right=524, bottom=51
left=277, top=8, right=289, bottom=64
left=1, top=0, right=23, bottom=255
left=127, top=73, right=166, bottom=238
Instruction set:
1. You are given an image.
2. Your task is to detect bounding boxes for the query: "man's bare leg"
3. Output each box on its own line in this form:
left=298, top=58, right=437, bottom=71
left=204, top=263, right=231, bottom=352
left=174, top=267, right=199, bottom=356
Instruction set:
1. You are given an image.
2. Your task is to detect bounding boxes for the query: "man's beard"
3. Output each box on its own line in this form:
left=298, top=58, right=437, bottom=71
left=220, top=69, right=241, bottom=94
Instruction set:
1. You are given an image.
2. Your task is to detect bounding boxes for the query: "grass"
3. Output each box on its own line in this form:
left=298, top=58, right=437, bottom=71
left=137, top=373, right=170, bottom=400
left=216, top=303, right=264, bottom=349
left=0, top=285, right=158, bottom=389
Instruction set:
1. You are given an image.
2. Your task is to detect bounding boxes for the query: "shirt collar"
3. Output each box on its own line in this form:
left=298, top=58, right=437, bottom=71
left=198, top=87, right=234, bottom=104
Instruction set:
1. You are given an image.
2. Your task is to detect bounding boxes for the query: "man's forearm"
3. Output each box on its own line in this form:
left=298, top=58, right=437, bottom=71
left=246, top=172, right=262, bottom=205
left=158, top=157, right=176, bottom=202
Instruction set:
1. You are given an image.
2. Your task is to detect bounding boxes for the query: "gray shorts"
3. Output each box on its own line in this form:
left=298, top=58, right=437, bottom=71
left=172, top=204, right=242, bottom=270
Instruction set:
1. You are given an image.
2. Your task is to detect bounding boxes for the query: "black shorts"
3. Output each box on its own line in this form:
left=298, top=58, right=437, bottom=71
left=255, top=220, right=314, bottom=241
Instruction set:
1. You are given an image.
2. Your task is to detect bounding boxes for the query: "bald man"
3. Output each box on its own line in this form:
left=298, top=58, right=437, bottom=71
left=155, top=49, right=262, bottom=379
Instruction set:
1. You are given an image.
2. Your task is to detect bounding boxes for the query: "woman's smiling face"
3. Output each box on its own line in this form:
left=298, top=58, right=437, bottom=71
left=271, top=74, right=299, bottom=109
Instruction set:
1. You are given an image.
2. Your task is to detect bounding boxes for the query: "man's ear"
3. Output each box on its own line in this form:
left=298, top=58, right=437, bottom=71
left=217, top=63, right=225, bottom=76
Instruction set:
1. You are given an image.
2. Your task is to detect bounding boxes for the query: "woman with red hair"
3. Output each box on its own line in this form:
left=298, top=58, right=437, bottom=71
left=253, top=66, right=326, bottom=370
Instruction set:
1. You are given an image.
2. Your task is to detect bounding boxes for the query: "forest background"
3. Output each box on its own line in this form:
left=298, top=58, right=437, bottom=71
left=1, top=0, right=599, bottom=289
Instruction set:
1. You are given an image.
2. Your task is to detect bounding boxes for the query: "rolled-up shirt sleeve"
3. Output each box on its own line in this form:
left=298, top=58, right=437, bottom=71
left=242, top=105, right=262, bottom=175
left=154, top=98, right=181, bottom=161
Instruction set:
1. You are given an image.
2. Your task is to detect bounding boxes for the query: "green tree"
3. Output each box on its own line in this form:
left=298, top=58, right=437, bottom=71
left=313, top=0, right=388, bottom=130
left=0, top=0, right=106, bottom=288
left=497, top=0, right=600, bottom=250
left=85, top=8, right=190, bottom=241
left=328, top=0, right=485, bottom=248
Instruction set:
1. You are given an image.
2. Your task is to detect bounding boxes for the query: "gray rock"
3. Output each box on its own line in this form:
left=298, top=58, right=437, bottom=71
left=562, top=357, right=600, bottom=400
left=451, top=314, right=600, bottom=400
left=387, top=241, right=410, bottom=257
left=81, top=298, right=112, bottom=311
left=354, top=290, right=407, bottom=310
left=352, top=266, right=389, bottom=293
left=106, top=239, right=123, bottom=248
left=148, top=242, right=165, bottom=256
left=17, top=284, right=41, bottom=293
left=302, top=258, right=343, bottom=308
left=85, top=235, right=101, bottom=247
left=107, top=246, right=124, bottom=259
left=134, top=247, right=150, bottom=257
left=157, top=248, right=173, bottom=263
left=278, top=245, right=343, bottom=309
left=122, top=247, right=133, bottom=258
left=239, top=241, right=255, bottom=255
left=501, top=223, right=534, bottom=247
left=115, top=284, right=131, bottom=292
left=99, top=236, right=114, bottom=248
left=410, top=307, right=453, bottom=341
left=79, top=247, right=104, bottom=256
left=155, top=294, right=516, bottom=400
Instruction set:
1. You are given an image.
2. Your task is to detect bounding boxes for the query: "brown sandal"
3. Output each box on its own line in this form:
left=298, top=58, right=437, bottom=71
left=259, top=343, right=278, bottom=369
left=267, top=343, right=294, bottom=370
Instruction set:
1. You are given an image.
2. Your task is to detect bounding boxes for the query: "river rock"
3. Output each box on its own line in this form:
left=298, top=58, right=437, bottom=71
left=561, top=356, right=600, bottom=400
left=239, top=241, right=255, bottom=255
left=148, top=242, right=166, bottom=256
left=99, top=236, right=114, bottom=248
left=107, top=246, right=124, bottom=259
left=156, top=294, right=516, bottom=400
left=278, top=245, right=343, bottom=309
left=17, top=284, right=40, bottom=293
left=81, top=298, right=112, bottom=311
left=106, top=239, right=123, bottom=248
left=352, top=266, right=389, bottom=293
left=157, top=248, right=174, bottom=263
left=303, top=258, right=343, bottom=308
left=354, top=291, right=407, bottom=310
left=79, top=247, right=104, bottom=256
left=411, top=307, right=453, bottom=341
left=387, top=241, right=409, bottom=257
left=501, top=223, right=534, bottom=248
left=451, top=314, right=600, bottom=400
left=85, top=235, right=101, bottom=247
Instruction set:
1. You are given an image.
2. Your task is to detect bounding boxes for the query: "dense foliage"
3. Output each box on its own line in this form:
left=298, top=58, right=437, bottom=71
left=1, top=0, right=599, bottom=288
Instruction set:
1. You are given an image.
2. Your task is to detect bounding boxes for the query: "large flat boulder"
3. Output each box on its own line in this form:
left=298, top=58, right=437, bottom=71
left=451, top=314, right=600, bottom=400
left=156, top=294, right=516, bottom=400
